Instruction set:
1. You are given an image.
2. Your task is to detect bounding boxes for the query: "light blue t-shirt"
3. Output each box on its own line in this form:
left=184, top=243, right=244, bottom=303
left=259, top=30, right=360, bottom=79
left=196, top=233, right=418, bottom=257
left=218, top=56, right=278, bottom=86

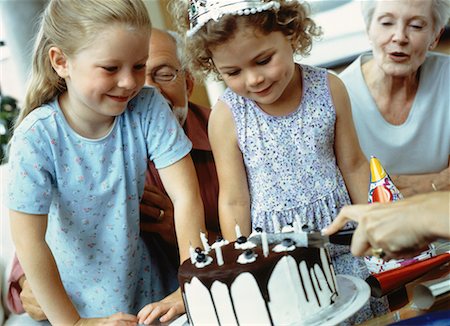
left=340, top=52, right=450, bottom=174
left=7, top=87, right=192, bottom=317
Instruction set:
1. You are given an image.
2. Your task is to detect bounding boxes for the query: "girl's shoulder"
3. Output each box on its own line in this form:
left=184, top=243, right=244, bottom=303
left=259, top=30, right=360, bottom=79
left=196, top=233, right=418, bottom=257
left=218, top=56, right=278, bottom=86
left=15, top=99, right=60, bottom=135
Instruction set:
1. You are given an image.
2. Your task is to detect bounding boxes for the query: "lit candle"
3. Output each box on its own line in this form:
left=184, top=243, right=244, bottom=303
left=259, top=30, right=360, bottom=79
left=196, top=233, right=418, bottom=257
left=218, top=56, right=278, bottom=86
left=200, top=231, right=211, bottom=253
left=261, top=231, right=269, bottom=257
left=189, top=243, right=196, bottom=264
left=235, top=223, right=242, bottom=238
left=214, top=245, right=224, bottom=266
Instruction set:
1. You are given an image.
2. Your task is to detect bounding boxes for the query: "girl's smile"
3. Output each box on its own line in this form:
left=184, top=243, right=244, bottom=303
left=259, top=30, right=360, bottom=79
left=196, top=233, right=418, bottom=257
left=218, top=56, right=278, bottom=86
left=212, top=27, right=300, bottom=116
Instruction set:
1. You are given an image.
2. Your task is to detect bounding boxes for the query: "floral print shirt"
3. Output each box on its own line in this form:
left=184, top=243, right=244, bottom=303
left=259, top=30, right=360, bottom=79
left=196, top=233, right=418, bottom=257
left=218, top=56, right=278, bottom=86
left=7, top=87, right=191, bottom=316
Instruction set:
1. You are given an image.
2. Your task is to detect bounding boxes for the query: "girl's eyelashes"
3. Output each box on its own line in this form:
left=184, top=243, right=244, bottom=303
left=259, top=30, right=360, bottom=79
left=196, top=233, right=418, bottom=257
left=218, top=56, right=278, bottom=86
left=221, top=69, right=240, bottom=77
left=257, top=56, right=272, bottom=65
left=102, top=66, right=118, bottom=72
left=225, top=69, right=241, bottom=77
left=134, top=63, right=146, bottom=71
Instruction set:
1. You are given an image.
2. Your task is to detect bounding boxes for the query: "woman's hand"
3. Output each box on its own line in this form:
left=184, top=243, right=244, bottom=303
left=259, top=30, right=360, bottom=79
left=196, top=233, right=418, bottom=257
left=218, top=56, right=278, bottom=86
left=391, top=174, right=435, bottom=197
left=391, top=165, right=449, bottom=197
left=137, top=288, right=185, bottom=325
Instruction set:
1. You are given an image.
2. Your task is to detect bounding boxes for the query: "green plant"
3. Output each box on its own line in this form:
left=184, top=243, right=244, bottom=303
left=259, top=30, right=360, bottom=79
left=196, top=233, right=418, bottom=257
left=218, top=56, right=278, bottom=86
left=0, top=95, right=19, bottom=162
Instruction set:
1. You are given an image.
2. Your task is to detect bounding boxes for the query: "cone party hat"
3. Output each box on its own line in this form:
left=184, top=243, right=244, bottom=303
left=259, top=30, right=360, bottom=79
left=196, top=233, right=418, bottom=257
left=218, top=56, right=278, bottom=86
left=365, top=157, right=436, bottom=276
left=368, top=156, right=403, bottom=204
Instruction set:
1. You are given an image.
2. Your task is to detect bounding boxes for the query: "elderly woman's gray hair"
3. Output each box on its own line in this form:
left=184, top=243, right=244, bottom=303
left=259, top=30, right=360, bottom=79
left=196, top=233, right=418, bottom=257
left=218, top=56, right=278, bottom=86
left=361, top=0, right=450, bottom=34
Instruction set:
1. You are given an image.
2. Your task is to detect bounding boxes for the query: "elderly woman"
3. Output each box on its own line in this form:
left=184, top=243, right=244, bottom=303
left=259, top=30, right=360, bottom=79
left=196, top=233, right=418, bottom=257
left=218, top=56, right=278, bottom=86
left=340, top=0, right=450, bottom=197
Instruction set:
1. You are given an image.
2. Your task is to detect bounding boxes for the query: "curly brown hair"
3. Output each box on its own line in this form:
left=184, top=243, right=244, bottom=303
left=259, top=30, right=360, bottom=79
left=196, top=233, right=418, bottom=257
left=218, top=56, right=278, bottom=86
left=170, top=0, right=322, bottom=81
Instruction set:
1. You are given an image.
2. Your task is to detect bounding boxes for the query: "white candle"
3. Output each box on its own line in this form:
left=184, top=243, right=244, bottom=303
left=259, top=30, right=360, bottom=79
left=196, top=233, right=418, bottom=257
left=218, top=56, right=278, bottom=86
left=200, top=231, right=211, bottom=253
left=235, top=223, right=242, bottom=238
left=261, top=231, right=269, bottom=257
left=215, top=245, right=224, bottom=266
left=293, top=215, right=301, bottom=233
left=189, top=244, right=196, bottom=264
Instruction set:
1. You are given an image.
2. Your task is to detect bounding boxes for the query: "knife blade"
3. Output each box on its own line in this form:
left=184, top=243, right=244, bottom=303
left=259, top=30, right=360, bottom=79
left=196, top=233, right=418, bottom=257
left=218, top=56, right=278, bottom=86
left=248, top=229, right=354, bottom=248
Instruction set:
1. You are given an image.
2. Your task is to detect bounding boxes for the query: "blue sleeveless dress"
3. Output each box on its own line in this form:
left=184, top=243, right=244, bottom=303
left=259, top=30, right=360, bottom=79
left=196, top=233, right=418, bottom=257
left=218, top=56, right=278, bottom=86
left=220, top=64, right=388, bottom=323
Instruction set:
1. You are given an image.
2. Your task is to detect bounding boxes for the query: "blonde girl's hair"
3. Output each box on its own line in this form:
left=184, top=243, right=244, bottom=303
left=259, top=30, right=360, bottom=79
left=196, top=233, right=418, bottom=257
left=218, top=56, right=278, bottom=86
left=16, top=0, right=151, bottom=129
left=170, top=0, right=322, bottom=81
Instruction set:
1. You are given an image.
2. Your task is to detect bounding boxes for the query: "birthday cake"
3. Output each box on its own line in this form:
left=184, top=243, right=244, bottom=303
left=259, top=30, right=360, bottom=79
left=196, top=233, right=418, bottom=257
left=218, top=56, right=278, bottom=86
left=178, top=236, right=339, bottom=325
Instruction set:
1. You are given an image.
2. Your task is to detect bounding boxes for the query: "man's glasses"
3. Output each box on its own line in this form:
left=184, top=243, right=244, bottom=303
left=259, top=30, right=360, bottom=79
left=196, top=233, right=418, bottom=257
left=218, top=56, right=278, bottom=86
left=149, top=65, right=180, bottom=84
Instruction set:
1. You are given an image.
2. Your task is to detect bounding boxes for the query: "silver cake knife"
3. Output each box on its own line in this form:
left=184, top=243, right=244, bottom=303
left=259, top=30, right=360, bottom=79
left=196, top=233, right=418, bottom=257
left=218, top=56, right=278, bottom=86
left=248, top=229, right=354, bottom=248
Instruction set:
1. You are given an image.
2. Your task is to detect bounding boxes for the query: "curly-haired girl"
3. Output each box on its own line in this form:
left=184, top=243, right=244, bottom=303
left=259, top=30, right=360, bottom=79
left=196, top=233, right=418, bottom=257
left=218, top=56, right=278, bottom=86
left=172, top=0, right=388, bottom=323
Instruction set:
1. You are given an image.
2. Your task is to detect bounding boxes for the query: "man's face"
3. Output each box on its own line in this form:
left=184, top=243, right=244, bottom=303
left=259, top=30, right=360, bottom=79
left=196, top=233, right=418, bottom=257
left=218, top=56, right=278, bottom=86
left=146, top=30, right=189, bottom=116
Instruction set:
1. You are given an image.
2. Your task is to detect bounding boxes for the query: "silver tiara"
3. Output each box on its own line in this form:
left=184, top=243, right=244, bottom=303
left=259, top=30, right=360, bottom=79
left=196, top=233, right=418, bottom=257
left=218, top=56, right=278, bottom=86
left=187, top=0, right=281, bottom=37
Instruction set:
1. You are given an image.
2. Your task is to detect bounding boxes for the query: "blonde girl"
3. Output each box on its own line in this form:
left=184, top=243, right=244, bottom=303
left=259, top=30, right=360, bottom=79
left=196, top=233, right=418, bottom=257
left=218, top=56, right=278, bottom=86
left=8, top=0, right=204, bottom=324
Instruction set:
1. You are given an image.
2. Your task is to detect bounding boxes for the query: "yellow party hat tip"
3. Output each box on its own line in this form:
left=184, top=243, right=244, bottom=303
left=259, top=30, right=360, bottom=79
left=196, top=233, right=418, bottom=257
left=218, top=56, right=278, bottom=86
left=370, top=156, right=386, bottom=182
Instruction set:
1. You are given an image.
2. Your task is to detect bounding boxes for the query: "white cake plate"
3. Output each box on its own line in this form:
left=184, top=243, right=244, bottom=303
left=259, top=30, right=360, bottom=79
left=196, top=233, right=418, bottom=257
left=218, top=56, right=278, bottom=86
left=303, top=274, right=371, bottom=326
left=170, top=274, right=370, bottom=326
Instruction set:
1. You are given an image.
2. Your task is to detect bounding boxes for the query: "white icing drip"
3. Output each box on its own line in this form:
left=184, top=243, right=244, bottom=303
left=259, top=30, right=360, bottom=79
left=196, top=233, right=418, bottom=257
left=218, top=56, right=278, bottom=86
left=268, top=256, right=305, bottom=324
left=210, top=281, right=239, bottom=325
left=320, top=248, right=336, bottom=293
left=231, top=273, right=272, bottom=324
left=184, top=277, right=219, bottom=324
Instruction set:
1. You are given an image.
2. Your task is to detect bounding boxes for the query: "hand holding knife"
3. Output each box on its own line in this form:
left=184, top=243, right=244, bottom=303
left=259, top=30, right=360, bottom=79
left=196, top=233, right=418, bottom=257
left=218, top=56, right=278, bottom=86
left=248, top=228, right=354, bottom=248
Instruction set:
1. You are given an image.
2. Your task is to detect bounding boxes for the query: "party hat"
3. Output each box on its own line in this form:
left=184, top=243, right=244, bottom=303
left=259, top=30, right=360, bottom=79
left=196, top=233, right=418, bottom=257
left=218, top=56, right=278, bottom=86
left=368, top=156, right=403, bottom=203
left=365, top=156, right=435, bottom=275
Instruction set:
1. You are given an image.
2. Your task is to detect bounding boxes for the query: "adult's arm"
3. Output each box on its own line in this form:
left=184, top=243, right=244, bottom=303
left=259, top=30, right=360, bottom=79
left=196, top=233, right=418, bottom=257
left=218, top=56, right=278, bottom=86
left=208, top=100, right=251, bottom=241
left=323, top=191, right=450, bottom=259
left=391, top=158, right=450, bottom=196
left=329, top=73, right=369, bottom=204
left=140, top=183, right=176, bottom=247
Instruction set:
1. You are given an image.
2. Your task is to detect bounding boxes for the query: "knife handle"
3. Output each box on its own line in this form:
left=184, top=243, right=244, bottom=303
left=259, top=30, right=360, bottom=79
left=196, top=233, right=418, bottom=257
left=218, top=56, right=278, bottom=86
left=329, top=229, right=354, bottom=246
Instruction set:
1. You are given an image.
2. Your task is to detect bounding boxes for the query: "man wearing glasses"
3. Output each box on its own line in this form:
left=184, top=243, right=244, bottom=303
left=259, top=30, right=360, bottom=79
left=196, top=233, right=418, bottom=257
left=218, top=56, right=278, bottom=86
left=140, top=28, right=220, bottom=267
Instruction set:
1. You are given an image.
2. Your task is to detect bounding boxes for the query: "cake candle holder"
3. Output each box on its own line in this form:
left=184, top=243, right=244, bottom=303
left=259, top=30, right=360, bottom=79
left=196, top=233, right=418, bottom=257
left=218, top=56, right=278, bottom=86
left=214, top=245, right=224, bottom=266
left=261, top=230, right=269, bottom=257
left=189, top=243, right=196, bottom=264
left=200, top=231, right=211, bottom=253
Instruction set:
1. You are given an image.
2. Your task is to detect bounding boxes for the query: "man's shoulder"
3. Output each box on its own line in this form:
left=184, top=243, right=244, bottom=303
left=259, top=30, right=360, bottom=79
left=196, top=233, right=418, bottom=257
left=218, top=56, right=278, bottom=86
left=188, top=102, right=211, bottom=120
left=186, top=102, right=211, bottom=151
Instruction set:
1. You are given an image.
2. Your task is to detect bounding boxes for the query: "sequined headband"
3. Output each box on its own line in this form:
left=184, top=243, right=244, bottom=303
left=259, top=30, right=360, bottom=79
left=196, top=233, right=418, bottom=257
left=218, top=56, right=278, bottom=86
left=187, top=0, right=281, bottom=37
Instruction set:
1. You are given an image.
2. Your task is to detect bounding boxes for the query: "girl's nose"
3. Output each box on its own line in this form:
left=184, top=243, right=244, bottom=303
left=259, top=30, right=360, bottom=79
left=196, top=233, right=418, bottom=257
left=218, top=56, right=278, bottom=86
left=246, top=70, right=264, bottom=88
left=118, top=72, right=137, bottom=89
